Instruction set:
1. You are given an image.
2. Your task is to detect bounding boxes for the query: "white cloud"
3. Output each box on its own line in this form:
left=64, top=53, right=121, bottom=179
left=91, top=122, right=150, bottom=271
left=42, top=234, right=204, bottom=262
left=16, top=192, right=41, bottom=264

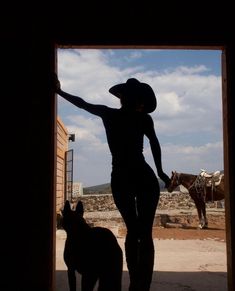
left=67, top=115, right=104, bottom=136
left=65, top=118, right=108, bottom=154
left=58, top=49, right=223, bottom=186
left=157, top=91, right=187, bottom=117
left=149, top=70, right=222, bottom=136
left=169, top=65, right=210, bottom=75
left=129, top=51, right=143, bottom=59
left=144, top=141, right=223, bottom=176
left=65, top=118, right=111, bottom=186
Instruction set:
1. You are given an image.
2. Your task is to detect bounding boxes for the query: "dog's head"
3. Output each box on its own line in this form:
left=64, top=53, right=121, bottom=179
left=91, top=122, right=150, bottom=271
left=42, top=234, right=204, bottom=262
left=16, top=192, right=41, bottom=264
left=62, top=200, right=87, bottom=235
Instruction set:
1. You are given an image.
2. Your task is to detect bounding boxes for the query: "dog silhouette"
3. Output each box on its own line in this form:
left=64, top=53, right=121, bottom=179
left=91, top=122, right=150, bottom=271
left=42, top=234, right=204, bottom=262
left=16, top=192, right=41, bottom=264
left=62, top=200, right=123, bottom=291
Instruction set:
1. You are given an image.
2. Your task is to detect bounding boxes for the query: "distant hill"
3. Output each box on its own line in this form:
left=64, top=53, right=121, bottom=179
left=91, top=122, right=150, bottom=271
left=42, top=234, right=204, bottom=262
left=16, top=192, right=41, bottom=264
left=83, top=178, right=166, bottom=195
left=83, top=183, right=112, bottom=194
left=83, top=170, right=224, bottom=195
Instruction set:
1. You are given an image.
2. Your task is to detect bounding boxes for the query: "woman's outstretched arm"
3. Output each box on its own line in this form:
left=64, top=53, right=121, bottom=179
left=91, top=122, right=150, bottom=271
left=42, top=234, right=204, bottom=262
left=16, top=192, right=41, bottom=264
left=54, top=74, right=107, bottom=117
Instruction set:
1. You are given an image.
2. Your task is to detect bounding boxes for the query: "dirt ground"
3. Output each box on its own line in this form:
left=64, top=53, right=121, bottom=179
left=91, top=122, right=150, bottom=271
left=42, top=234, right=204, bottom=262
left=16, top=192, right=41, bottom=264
left=152, top=223, right=226, bottom=241
left=119, top=214, right=226, bottom=241
left=78, top=208, right=226, bottom=242
left=56, top=210, right=227, bottom=291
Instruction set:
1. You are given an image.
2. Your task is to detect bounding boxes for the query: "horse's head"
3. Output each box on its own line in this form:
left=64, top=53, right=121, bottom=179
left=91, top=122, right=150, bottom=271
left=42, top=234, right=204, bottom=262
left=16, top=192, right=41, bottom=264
left=167, top=171, right=181, bottom=193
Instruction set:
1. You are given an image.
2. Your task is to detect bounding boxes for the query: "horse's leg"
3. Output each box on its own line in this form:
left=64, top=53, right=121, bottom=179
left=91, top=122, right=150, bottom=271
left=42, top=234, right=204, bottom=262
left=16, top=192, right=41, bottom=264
left=201, top=200, right=208, bottom=229
left=193, top=198, right=204, bottom=229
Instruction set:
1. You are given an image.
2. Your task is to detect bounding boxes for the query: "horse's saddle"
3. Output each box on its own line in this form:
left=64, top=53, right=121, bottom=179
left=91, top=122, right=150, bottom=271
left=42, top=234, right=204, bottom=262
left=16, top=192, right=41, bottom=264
left=200, top=169, right=223, bottom=187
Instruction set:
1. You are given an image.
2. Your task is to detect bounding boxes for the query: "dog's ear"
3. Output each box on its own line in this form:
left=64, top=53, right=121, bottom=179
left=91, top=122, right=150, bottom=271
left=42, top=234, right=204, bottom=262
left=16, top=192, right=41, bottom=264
left=62, top=200, right=71, bottom=215
left=75, top=201, right=84, bottom=216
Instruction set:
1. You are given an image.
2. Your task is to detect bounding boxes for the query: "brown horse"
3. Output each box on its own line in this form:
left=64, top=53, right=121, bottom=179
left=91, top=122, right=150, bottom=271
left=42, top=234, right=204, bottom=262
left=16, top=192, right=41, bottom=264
left=167, top=171, right=225, bottom=229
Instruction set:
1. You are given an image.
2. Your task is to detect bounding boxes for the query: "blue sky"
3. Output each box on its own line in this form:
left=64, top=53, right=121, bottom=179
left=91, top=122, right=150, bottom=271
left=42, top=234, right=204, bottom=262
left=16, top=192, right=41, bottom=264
left=57, top=48, right=223, bottom=187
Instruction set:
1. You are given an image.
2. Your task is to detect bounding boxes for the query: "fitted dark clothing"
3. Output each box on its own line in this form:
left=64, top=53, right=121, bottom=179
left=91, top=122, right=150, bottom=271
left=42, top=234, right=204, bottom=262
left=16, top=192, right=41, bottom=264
left=59, top=95, right=161, bottom=291
left=74, top=100, right=161, bottom=170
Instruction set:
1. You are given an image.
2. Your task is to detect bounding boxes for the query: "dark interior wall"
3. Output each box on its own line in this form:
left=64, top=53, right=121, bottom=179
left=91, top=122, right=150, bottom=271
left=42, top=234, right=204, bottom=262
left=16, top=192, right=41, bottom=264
left=223, top=44, right=235, bottom=289
left=2, top=30, right=56, bottom=290
left=2, top=4, right=234, bottom=291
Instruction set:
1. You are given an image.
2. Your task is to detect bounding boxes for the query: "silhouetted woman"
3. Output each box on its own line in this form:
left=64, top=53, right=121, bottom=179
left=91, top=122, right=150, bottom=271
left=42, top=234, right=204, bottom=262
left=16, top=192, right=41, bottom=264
left=54, top=76, right=170, bottom=291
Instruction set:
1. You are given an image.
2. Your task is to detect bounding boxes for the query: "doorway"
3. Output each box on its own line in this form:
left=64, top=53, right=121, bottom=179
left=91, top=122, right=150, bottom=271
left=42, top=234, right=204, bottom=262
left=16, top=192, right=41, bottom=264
left=55, top=49, right=228, bottom=290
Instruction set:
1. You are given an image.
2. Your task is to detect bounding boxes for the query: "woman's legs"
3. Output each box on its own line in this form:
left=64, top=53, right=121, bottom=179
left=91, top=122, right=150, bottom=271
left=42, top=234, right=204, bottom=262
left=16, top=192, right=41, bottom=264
left=112, top=192, right=159, bottom=291
left=136, top=189, right=159, bottom=291
left=112, top=192, right=139, bottom=290
left=111, top=166, right=159, bottom=291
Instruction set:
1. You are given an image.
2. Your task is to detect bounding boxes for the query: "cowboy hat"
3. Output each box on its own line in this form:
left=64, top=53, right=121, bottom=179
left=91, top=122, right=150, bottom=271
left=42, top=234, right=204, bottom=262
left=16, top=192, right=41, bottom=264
left=109, top=78, right=157, bottom=113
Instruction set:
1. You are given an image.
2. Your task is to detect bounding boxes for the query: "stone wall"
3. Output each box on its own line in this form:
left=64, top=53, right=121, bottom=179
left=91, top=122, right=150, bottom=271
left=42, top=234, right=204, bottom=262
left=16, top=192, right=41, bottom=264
left=74, top=191, right=223, bottom=212
left=57, top=192, right=225, bottom=230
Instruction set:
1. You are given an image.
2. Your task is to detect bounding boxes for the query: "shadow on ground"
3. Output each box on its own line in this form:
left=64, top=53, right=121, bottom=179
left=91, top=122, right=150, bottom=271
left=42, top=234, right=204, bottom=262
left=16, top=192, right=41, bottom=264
left=56, top=270, right=227, bottom=291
